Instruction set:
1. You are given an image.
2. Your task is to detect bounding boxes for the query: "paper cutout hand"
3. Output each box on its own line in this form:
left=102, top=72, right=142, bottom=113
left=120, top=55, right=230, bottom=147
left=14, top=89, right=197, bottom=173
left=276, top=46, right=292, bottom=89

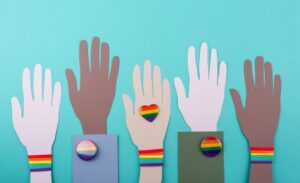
left=230, top=57, right=281, bottom=146
left=123, top=61, right=171, bottom=149
left=66, top=37, right=119, bottom=134
left=11, top=64, right=61, bottom=155
left=174, top=43, right=227, bottom=131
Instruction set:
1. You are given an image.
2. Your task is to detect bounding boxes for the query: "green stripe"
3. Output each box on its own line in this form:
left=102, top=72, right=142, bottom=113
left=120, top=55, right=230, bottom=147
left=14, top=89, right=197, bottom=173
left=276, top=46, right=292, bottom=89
left=140, top=158, right=163, bottom=161
left=142, top=113, right=158, bottom=118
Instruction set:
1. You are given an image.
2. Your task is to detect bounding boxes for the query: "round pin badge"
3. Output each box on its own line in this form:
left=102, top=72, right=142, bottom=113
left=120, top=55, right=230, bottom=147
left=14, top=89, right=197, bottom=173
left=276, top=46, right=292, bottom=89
left=76, top=140, right=98, bottom=161
left=200, top=136, right=222, bottom=157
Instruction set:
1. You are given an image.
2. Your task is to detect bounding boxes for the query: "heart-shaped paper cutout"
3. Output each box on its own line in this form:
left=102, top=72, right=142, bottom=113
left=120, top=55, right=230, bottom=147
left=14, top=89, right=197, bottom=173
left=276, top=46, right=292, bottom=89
left=140, top=104, right=159, bottom=122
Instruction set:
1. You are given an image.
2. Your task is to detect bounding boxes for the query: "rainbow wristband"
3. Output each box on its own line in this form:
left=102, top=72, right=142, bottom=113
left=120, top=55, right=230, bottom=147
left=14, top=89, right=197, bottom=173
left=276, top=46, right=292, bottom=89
left=28, top=154, right=52, bottom=172
left=139, top=149, right=164, bottom=167
left=250, top=147, right=274, bottom=164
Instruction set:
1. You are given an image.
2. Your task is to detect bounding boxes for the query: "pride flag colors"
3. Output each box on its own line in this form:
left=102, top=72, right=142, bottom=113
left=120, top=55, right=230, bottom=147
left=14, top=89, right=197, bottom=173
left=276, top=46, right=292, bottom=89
left=28, top=154, right=52, bottom=172
left=200, top=136, right=222, bottom=157
left=139, top=149, right=164, bottom=166
left=76, top=140, right=98, bottom=161
left=250, top=147, right=274, bottom=164
left=140, top=104, right=159, bottom=122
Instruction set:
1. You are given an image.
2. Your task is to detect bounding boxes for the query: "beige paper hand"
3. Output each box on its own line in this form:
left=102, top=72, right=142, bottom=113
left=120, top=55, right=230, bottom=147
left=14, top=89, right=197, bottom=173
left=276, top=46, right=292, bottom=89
left=123, top=61, right=171, bottom=149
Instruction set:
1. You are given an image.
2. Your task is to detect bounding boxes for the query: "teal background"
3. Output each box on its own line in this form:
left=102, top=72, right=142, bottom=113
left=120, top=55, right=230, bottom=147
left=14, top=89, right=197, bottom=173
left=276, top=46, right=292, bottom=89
left=0, top=0, right=299, bottom=182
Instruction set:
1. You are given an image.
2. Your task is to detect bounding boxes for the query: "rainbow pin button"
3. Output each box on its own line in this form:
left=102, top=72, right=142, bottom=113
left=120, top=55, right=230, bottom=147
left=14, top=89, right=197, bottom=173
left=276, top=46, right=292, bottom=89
left=200, top=136, right=222, bottom=157
left=140, top=104, right=159, bottom=122
left=76, top=140, right=98, bottom=161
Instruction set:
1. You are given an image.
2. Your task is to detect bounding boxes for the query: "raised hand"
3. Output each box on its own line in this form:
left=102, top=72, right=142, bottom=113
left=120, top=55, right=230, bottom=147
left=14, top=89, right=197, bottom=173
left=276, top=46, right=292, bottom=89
left=66, top=37, right=119, bottom=134
left=123, top=60, right=171, bottom=150
left=174, top=43, right=227, bottom=131
left=230, top=57, right=281, bottom=183
left=12, top=64, right=61, bottom=155
left=230, top=57, right=281, bottom=147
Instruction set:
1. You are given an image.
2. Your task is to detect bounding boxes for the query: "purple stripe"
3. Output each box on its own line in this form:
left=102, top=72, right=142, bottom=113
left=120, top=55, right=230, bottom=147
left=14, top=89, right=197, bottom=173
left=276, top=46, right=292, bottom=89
left=251, top=161, right=272, bottom=164
left=31, top=168, right=52, bottom=172
left=140, top=163, right=164, bottom=167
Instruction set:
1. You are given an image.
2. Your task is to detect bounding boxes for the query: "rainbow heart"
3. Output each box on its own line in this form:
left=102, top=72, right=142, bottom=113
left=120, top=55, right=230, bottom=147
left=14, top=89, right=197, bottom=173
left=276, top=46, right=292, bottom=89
left=140, top=104, right=159, bottom=122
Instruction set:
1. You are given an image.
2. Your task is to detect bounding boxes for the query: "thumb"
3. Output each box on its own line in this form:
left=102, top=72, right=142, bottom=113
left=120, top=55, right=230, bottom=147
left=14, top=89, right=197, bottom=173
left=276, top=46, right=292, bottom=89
left=122, top=94, right=135, bottom=129
left=230, top=89, right=244, bottom=120
left=11, top=97, right=23, bottom=133
left=174, top=77, right=187, bottom=106
left=65, top=69, right=78, bottom=102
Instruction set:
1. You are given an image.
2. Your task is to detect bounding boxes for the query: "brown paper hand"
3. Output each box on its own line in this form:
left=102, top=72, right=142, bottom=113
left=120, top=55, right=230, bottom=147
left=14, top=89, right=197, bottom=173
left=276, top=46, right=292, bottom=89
left=66, top=37, right=119, bottom=134
left=230, top=56, right=281, bottom=147
left=230, top=56, right=281, bottom=183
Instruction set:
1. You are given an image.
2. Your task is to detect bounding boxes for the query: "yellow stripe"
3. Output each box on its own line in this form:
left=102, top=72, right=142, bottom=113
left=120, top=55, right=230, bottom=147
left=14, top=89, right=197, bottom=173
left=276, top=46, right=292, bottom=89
left=30, top=160, right=52, bottom=164
left=140, top=155, right=163, bottom=158
left=77, top=147, right=97, bottom=151
left=140, top=109, right=159, bottom=115
left=201, top=143, right=221, bottom=148
left=251, top=153, right=274, bottom=156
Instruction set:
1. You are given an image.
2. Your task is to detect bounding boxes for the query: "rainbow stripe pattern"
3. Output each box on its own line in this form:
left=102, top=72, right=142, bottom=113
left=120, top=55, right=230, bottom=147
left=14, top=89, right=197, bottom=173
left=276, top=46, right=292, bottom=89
left=200, top=136, right=222, bottom=157
left=76, top=140, right=98, bottom=161
left=140, top=104, right=159, bottom=122
left=28, top=154, right=52, bottom=172
left=250, top=147, right=274, bottom=164
left=139, top=149, right=164, bottom=167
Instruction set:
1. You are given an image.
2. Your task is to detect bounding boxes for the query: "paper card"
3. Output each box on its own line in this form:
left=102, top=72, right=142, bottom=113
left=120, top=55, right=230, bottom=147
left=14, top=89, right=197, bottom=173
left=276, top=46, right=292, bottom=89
left=72, top=135, right=118, bottom=183
left=178, top=132, right=224, bottom=183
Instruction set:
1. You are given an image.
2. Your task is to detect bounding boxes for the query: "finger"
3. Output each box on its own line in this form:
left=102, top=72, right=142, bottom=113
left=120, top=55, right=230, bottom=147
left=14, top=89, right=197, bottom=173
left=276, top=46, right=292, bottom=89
left=143, top=60, right=153, bottom=98
left=218, top=61, right=227, bottom=90
left=22, top=68, right=33, bottom=106
left=230, top=89, right=244, bottom=119
left=133, top=65, right=143, bottom=99
left=209, top=48, right=218, bottom=84
left=174, top=77, right=187, bottom=104
left=52, top=82, right=62, bottom=111
left=44, top=69, right=52, bottom=105
left=34, top=64, right=42, bottom=102
left=91, top=37, right=100, bottom=73
left=153, top=65, right=162, bottom=101
left=188, top=46, right=199, bottom=81
left=109, top=56, right=120, bottom=85
left=265, top=62, right=273, bottom=94
left=11, top=97, right=22, bottom=123
left=79, top=40, right=90, bottom=82
left=100, top=42, right=109, bottom=78
left=163, top=79, right=171, bottom=110
left=122, top=94, right=135, bottom=128
left=244, top=60, right=255, bottom=93
left=274, top=75, right=281, bottom=100
left=199, top=42, right=208, bottom=80
left=65, top=69, right=78, bottom=102
left=255, top=56, right=264, bottom=91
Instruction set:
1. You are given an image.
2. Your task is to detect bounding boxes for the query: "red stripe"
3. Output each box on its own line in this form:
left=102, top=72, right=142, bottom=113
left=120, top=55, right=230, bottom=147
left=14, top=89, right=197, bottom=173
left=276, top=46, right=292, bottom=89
left=250, top=147, right=274, bottom=151
left=139, top=149, right=163, bottom=154
left=28, top=154, right=52, bottom=159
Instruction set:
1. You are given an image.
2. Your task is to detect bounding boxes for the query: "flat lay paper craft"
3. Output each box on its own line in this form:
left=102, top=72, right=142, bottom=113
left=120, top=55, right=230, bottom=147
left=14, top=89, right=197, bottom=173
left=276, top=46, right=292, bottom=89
left=123, top=60, right=171, bottom=183
left=11, top=64, right=61, bottom=183
left=174, top=43, right=226, bottom=183
left=66, top=37, right=119, bottom=182
left=72, top=135, right=118, bottom=183
left=230, top=57, right=281, bottom=183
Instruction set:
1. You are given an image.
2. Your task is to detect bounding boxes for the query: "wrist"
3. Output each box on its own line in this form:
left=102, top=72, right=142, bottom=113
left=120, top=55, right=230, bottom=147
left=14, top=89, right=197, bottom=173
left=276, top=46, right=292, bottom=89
left=28, top=154, right=52, bottom=172
left=250, top=147, right=274, bottom=164
left=139, top=149, right=164, bottom=167
left=81, top=119, right=107, bottom=134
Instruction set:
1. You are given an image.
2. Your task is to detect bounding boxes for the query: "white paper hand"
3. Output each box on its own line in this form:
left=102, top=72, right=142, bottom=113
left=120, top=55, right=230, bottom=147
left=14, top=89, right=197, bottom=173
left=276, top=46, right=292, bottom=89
left=123, top=61, right=171, bottom=149
left=11, top=64, right=61, bottom=155
left=174, top=43, right=227, bottom=131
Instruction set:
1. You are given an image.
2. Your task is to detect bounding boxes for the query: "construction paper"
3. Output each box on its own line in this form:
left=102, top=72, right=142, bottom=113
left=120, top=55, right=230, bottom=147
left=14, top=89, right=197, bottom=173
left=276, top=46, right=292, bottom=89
left=174, top=43, right=227, bottom=132
left=11, top=64, right=61, bottom=183
left=66, top=37, right=120, bottom=134
left=230, top=57, right=281, bottom=183
left=178, top=132, right=224, bottom=183
left=72, top=135, right=118, bottom=183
